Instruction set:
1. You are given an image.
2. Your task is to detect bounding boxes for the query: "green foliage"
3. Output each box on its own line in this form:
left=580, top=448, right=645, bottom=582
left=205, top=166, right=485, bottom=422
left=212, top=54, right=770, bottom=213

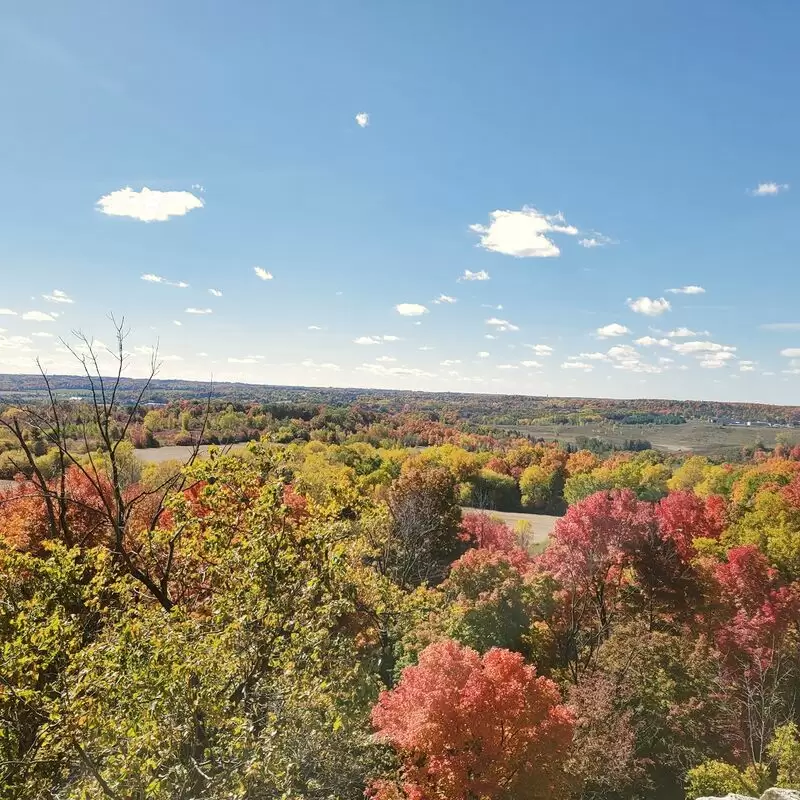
left=768, top=722, right=800, bottom=789
left=685, top=760, right=757, bottom=799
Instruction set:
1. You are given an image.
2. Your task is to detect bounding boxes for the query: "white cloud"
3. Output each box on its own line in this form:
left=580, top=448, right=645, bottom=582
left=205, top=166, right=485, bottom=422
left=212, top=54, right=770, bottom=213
left=486, top=317, right=519, bottom=332
left=459, top=269, right=490, bottom=282
left=562, top=361, right=594, bottom=371
left=596, top=323, right=630, bottom=338
left=0, top=334, right=33, bottom=351
left=658, top=356, right=674, bottom=364
left=626, top=296, right=671, bottom=316
left=740, top=361, right=756, bottom=372
left=481, top=303, right=503, bottom=310
left=440, top=359, right=461, bottom=366
left=520, top=360, right=542, bottom=368
left=525, top=343, right=553, bottom=356
left=97, top=187, right=203, bottom=222
left=469, top=207, right=578, bottom=258
left=308, top=325, right=322, bottom=331
left=418, top=345, right=434, bottom=351
left=485, top=334, right=497, bottom=340
left=674, top=341, right=736, bottom=355
left=173, top=320, right=182, bottom=326
left=141, top=274, right=189, bottom=288
left=31, top=331, right=53, bottom=338
left=579, top=232, right=615, bottom=248
left=699, top=352, right=735, bottom=369
left=209, top=288, right=223, bottom=297
left=395, top=303, right=428, bottom=317
left=229, top=357, right=259, bottom=364
left=497, top=364, right=518, bottom=370
left=0, top=309, right=17, bottom=315
left=762, top=323, right=800, bottom=331
left=185, top=308, right=212, bottom=315
left=750, top=182, right=789, bottom=196
left=254, top=267, right=273, bottom=281
left=477, top=351, right=490, bottom=358
left=43, top=289, right=73, bottom=304
left=574, top=352, right=610, bottom=361
left=357, top=363, right=435, bottom=378
left=354, top=336, right=381, bottom=345
left=668, top=327, right=709, bottom=337
left=301, top=358, right=340, bottom=371
left=666, top=285, right=705, bottom=295
left=434, top=294, right=457, bottom=304
left=355, top=112, right=369, bottom=128
left=634, top=336, right=671, bottom=347
left=22, top=311, right=55, bottom=322
left=780, top=348, right=800, bottom=357
left=382, top=335, right=402, bottom=341
left=375, top=356, right=397, bottom=363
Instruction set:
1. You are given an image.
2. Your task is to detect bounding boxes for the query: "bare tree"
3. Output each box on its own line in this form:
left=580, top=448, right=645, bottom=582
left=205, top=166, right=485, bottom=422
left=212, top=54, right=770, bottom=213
left=0, top=317, right=210, bottom=611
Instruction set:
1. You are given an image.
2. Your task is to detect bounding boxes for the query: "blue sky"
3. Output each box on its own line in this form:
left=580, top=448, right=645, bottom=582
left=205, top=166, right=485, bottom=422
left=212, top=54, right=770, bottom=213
left=1, top=1, right=800, bottom=402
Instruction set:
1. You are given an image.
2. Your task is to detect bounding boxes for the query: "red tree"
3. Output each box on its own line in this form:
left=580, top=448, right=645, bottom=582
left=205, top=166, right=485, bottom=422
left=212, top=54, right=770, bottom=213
left=371, top=639, right=575, bottom=800
left=460, top=512, right=531, bottom=570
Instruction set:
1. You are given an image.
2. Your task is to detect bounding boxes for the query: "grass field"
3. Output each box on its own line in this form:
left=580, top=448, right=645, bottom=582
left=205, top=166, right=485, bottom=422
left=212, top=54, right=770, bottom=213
left=498, top=419, right=796, bottom=457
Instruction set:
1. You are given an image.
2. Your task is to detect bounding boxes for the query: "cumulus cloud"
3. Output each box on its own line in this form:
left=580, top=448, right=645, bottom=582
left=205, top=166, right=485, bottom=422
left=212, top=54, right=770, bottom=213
left=97, top=187, right=203, bottom=222
left=381, top=335, right=401, bottom=341
left=525, top=343, right=553, bottom=356
left=634, top=336, right=671, bottom=347
left=573, top=352, right=610, bottom=361
left=626, top=297, right=671, bottom=316
left=301, top=358, right=341, bottom=371
left=375, top=356, right=397, bottom=363
left=355, top=112, right=369, bottom=128
left=22, top=311, right=55, bottom=322
left=668, top=327, right=708, bottom=337
left=469, top=207, right=578, bottom=258
left=596, top=323, right=630, bottom=339
left=173, top=321, right=182, bottom=326
left=209, top=288, right=223, bottom=297
left=521, top=360, right=542, bottom=368
left=673, top=341, right=736, bottom=355
left=750, top=182, right=789, bottom=196
left=666, top=285, right=705, bottom=295
left=185, top=308, right=212, bottom=315
left=486, top=317, right=519, bottom=332
left=497, top=364, right=519, bottom=370
left=459, top=269, right=490, bottom=282
left=739, top=361, right=756, bottom=372
left=31, top=332, right=53, bottom=338
left=780, top=348, right=800, bottom=357
left=254, top=267, right=273, bottom=281
left=0, top=309, right=17, bottom=315
left=477, top=351, right=490, bottom=358
left=43, top=289, right=73, bottom=304
left=354, top=336, right=381, bottom=345
left=562, top=361, right=594, bottom=371
left=434, top=294, right=457, bottom=304
left=395, top=303, right=429, bottom=317
left=141, top=274, right=189, bottom=288
left=308, top=325, right=322, bottom=331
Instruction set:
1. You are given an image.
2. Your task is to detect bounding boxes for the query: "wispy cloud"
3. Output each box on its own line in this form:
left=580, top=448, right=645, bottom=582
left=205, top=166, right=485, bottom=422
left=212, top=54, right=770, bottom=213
left=354, top=336, right=381, bottom=345
left=0, top=309, right=17, bottom=316
left=185, top=308, right=212, bottom=315
left=486, top=317, right=519, bottom=332
left=22, top=311, right=55, bottom=322
left=469, top=207, right=578, bottom=258
left=750, top=182, right=789, bottom=196
left=355, top=112, right=369, bottom=128
left=521, top=360, right=542, bottom=368
left=357, top=363, right=435, bottom=379
left=668, top=327, right=708, bottom=337
left=761, top=323, right=800, bottom=331
left=666, top=285, right=705, bottom=295
left=459, top=269, right=490, bottom=282
left=395, top=303, right=429, bottom=317
left=254, top=267, right=273, bottom=281
left=301, top=358, right=341, bottom=371
left=375, top=356, right=397, bottom=363
left=141, top=274, right=189, bottom=288
left=525, top=344, right=553, bottom=356
left=434, top=294, right=457, bottom=304
left=562, top=361, right=594, bottom=371
left=579, top=232, right=616, bottom=248
left=477, top=351, right=490, bottom=358
left=208, top=288, right=223, bottom=297
left=97, top=187, right=204, bottom=222
left=308, top=325, right=322, bottom=331
left=596, top=323, right=630, bottom=339
left=626, top=297, right=671, bottom=316
left=440, top=359, right=461, bottom=366
left=43, top=289, right=73, bottom=304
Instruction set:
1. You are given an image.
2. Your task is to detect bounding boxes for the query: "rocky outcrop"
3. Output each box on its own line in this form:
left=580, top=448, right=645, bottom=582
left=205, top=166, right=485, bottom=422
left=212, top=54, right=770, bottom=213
left=697, top=789, right=800, bottom=800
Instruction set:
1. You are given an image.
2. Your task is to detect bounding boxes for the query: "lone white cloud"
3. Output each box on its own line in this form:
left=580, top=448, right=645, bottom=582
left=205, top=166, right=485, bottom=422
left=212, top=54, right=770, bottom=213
left=485, top=317, right=519, bottom=332
left=434, top=294, right=457, bottom=304
left=395, top=303, right=429, bottom=317
left=470, top=207, right=579, bottom=258
left=254, top=267, right=274, bottom=281
left=626, top=297, right=671, bottom=316
left=596, top=323, right=630, bottom=338
left=185, top=308, right=212, bottom=315
left=141, top=274, right=189, bottom=288
left=666, top=285, right=705, bottom=295
left=43, top=289, right=73, bottom=304
left=459, top=269, right=490, bottom=282
left=750, top=182, right=789, bottom=196
left=97, top=187, right=204, bottom=222
left=355, top=112, right=370, bottom=128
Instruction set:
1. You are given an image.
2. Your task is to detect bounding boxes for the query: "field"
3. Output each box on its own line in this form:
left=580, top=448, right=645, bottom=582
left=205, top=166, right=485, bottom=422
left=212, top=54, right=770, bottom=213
left=499, top=418, right=796, bottom=457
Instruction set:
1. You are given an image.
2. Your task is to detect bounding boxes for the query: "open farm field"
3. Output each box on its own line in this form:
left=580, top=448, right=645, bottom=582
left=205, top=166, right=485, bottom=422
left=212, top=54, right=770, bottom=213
left=498, top=418, right=796, bottom=457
